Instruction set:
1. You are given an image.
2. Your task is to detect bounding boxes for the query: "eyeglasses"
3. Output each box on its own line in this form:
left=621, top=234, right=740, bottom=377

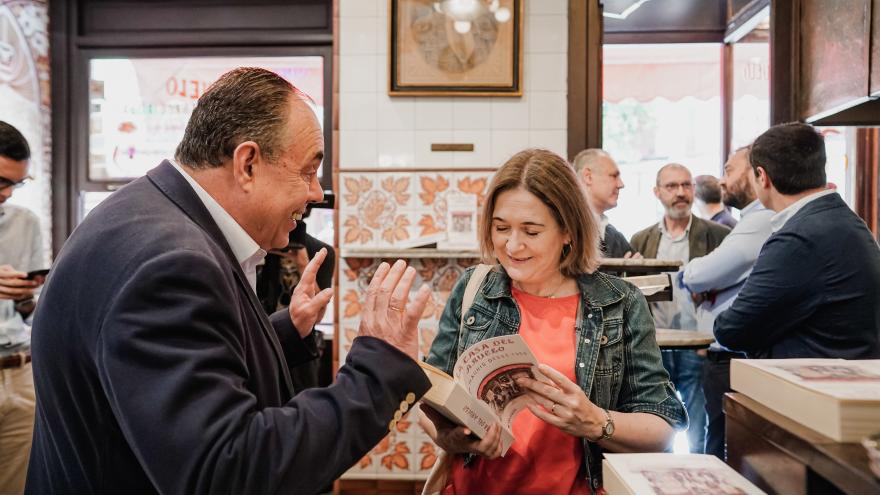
left=659, top=181, right=694, bottom=193
left=0, top=175, right=31, bottom=189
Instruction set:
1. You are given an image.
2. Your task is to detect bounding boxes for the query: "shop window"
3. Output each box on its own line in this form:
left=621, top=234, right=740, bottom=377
left=602, top=43, right=723, bottom=239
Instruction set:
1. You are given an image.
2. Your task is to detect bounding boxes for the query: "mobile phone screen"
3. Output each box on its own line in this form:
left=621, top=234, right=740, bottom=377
left=26, top=269, right=50, bottom=280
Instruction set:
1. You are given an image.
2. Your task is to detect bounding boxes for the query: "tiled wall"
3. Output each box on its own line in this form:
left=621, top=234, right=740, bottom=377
left=338, top=257, right=479, bottom=479
left=338, top=0, right=568, bottom=168
left=336, top=0, right=568, bottom=480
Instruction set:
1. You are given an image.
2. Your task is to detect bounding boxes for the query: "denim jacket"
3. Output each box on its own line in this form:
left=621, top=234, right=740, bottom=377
left=426, top=265, right=688, bottom=492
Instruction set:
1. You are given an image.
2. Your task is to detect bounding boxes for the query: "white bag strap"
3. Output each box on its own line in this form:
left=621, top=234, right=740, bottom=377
left=456, top=263, right=493, bottom=354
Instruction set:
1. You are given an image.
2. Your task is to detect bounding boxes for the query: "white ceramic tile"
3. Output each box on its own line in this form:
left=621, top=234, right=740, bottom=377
left=528, top=91, right=566, bottom=130
left=339, top=130, right=378, bottom=168
left=415, top=130, right=454, bottom=168
left=377, top=95, right=415, bottom=130
left=452, top=99, right=492, bottom=130
left=376, top=54, right=389, bottom=96
left=340, top=92, right=377, bottom=130
left=490, top=93, right=530, bottom=129
left=377, top=130, right=415, bottom=167
left=340, top=17, right=379, bottom=55
left=340, top=0, right=379, bottom=17
left=529, top=0, right=567, bottom=15
left=491, top=130, right=530, bottom=164
left=376, top=12, right=389, bottom=54
left=376, top=0, right=389, bottom=18
left=528, top=53, right=568, bottom=92
left=527, top=15, right=567, bottom=54
left=414, top=98, right=454, bottom=130
left=452, top=130, right=492, bottom=167
left=340, top=55, right=378, bottom=93
left=529, top=130, right=567, bottom=157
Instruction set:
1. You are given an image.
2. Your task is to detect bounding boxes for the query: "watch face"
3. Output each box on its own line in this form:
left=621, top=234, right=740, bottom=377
left=606, top=421, right=615, bottom=436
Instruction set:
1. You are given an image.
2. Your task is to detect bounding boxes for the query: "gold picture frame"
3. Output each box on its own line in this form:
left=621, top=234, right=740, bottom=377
left=389, top=0, right=524, bottom=96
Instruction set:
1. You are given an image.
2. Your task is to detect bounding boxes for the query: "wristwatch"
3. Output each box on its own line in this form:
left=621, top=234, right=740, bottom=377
left=598, top=408, right=615, bottom=441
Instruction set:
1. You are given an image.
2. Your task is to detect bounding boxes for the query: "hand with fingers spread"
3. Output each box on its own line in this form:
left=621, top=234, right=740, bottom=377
left=0, top=264, right=38, bottom=301
left=419, top=404, right=504, bottom=459
left=288, top=248, right=334, bottom=338
left=517, top=363, right=608, bottom=441
left=358, top=259, right=432, bottom=359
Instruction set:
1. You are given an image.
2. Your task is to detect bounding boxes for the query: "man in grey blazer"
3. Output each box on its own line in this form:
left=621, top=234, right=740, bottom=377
left=631, top=163, right=729, bottom=454
left=27, top=68, right=432, bottom=494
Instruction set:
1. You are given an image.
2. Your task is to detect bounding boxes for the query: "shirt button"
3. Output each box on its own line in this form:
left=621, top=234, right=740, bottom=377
left=587, top=313, right=593, bottom=319
left=405, top=392, right=416, bottom=404
left=600, top=335, right=609, bottom=345
left=579, top=362, right=585, bottom=368
left=584, top=338, right=591, bottom=344
left=400, top=401, right=409, bottom=413
left=466, top=316, right=475, bottom=325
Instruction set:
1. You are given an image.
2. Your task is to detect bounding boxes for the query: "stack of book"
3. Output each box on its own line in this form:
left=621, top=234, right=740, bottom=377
left=730, top=358, right=880, bottom=442
left=602, top=453, right=765, bottom=494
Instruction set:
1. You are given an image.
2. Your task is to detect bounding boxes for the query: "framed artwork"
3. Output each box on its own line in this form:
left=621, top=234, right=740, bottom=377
left=389, top=0, right=523, bottom=96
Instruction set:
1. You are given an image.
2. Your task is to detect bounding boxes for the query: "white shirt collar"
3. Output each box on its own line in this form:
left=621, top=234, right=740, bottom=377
left=770, top=189, right=837, bottom=232
left=170, top=161, right=266, bottom=291
left=659, top=214, right=693, bottom=239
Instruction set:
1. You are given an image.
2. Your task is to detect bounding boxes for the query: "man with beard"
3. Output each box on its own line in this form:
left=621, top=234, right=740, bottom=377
left=631, top=163, right=729, bottom=454
left=679, top=146, right=774, bottom=459
left=714, top=123, right=880, bottom=360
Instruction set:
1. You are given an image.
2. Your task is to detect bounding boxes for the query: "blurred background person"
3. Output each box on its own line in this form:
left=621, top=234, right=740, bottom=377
left=694, top=175, right=737, bottom=229
left=572, top=149, right=637, bottom=258
left=0, top=120, right=45, bottom=495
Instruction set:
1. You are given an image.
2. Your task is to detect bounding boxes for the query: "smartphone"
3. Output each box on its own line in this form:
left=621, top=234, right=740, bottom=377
left=25, top=269, right=50, bottom=280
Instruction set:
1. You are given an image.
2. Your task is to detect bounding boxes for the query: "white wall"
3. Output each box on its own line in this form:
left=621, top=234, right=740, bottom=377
left=338, top=0, right=569, bottom=169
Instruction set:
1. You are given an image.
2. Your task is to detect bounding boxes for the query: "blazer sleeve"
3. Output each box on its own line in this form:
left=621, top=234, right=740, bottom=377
left=270, top=310, right=320, bottom=368
left=96, top=248, right=429, bottom=495
left=713, top=230, right=823, bottom=354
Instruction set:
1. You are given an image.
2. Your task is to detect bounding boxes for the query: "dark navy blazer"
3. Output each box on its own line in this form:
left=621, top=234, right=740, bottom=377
left=714, top=193, right=880, bottom=359
left=26, top=161, right=429, bottom=494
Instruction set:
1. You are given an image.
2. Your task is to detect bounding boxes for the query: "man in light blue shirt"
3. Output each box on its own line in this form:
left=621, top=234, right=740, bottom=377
left=0, top=120, right=44, bottom=494
left=679, top=145, right=774, bottom=459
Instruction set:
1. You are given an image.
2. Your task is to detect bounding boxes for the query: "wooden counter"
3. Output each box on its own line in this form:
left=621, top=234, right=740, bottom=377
left=724, top=392, right=880, bottom=494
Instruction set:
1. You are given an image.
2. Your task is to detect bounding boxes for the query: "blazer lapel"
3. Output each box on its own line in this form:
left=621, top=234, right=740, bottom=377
left=688, top=216, right=709, bottom=260
left=146, top=161, right=295, bottom=396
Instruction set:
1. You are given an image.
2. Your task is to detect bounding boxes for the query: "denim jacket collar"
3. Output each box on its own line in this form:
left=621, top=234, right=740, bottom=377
left=481, top=265, right=624, bottom=308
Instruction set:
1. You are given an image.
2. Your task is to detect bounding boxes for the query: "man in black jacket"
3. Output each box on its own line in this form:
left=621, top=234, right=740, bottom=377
left=714, top=122, right=880, bottom=359
left=572, top=149, right=637, bottom=258
left=27, top=68, right=432, bottom=495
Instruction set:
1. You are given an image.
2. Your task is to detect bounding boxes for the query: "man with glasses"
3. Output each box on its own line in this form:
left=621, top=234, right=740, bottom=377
left=631, top=163, right=730, bottom=454
left=0, top=120, right=44, bottom=495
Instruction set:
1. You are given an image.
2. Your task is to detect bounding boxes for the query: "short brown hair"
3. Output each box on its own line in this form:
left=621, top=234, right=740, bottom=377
left=175, top=67, right=304, bottom=169
left=479, top=149, right=600, bottom=276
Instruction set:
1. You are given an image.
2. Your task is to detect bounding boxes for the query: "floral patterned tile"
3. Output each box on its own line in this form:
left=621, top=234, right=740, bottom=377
left=339, top=171, right=494, bottom=249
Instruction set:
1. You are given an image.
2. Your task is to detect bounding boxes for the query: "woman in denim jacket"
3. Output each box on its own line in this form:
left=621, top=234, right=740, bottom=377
left=421, top=149, right=687, bottom=494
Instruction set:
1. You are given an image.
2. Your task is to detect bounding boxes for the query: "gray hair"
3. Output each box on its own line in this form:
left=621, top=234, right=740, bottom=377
left=572, top=148, right=611, bottom=173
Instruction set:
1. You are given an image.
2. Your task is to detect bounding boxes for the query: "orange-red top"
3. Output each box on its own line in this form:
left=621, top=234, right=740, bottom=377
left=444, top=289, right=588, bottom=495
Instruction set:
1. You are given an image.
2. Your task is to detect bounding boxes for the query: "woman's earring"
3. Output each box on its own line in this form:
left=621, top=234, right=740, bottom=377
left=561, top=243, right=572, bottom=258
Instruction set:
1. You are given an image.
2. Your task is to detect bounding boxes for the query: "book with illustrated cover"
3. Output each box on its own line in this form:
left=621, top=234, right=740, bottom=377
left=730, top=358, right=880, bottom=442
left=602, top=453, right=766, bottom=495
left=418, top=334, right=542, bottom=455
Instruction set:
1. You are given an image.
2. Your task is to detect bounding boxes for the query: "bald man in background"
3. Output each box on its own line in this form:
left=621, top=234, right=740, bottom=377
left=573, top=149, right=637, bottom=258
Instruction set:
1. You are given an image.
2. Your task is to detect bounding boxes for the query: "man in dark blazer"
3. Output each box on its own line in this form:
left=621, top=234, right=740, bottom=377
left=26, top=68, right=433, bottom=494
left=630, top=163, right=730, bottom=454
left=714, top=123, right=880, bottom=359
left=572, top=149, right=637, bottom=258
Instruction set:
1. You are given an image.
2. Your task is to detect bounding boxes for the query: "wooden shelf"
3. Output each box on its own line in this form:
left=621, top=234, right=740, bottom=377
left=341, top=248, right=482, bottom=259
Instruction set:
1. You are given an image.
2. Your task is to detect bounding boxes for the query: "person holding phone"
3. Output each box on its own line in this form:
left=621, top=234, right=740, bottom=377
left=0, top=120, right=44, bottom=495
